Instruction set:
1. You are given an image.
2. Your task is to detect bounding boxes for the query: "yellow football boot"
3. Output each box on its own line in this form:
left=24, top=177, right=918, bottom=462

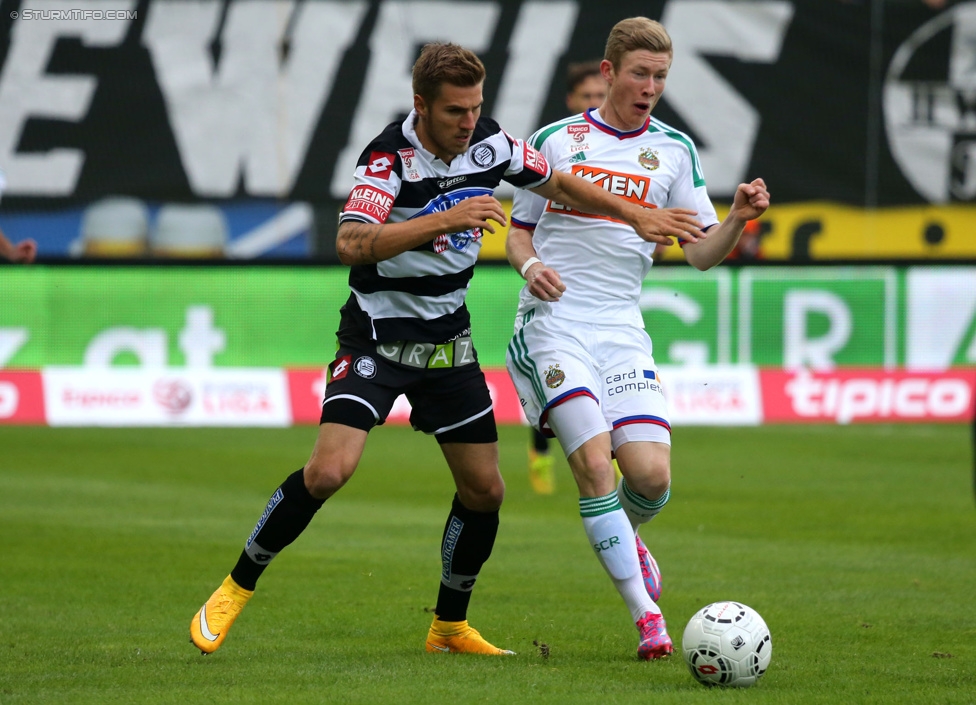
left=426, top=619, right=515, bottom=655
left=528, top=448, right=555, bottom=495
left=190, top=575, right=254, bottom=654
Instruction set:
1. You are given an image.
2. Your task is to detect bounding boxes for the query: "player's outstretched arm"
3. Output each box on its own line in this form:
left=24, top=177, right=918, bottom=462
left=529, top=170, right=705, bottom=246
left=336, top=195, right=507, bottom=265
left=0, top=229, right=37, bottom=264
left=684, top=178, right=770, bottom=271
left=506, top=225, right=565, bottom=302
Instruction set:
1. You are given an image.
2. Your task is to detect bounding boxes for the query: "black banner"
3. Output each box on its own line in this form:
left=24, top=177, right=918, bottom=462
left=0, top=0, right=972, bottom=259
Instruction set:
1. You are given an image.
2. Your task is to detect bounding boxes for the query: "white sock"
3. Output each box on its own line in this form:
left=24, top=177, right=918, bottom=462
left=580, top=493, right=657, bottom=621
left=617, top=478, right=670, bottom=533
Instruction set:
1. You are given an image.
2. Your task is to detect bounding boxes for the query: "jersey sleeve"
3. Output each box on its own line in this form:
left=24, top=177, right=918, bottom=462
left=501, top=132, right=551, bottom=190
left=339, top=142, right=401, bottom=225
left=668, top=141, right=718, bottom=231
left=509, top=128, right=553, bottom=228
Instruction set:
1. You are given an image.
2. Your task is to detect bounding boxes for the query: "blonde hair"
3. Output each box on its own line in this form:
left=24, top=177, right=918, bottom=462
left=412, top=43, right=486, bottom=105
left=604, top=17, right=672, bottom=69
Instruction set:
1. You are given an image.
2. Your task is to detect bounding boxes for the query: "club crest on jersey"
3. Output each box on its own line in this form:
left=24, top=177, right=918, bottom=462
left=545, top=364, right=566, bottom=389
left=638, top=147, right=660, bottom=171
left=354, top=356, right=377, bottom=379
left=471, top=143, right=496, bottom=168
left=448, top=229, right=481, bottom=252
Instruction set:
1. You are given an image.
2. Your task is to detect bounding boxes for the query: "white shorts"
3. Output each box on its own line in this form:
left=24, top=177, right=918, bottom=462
left=506, top=310, right=671, bottom=454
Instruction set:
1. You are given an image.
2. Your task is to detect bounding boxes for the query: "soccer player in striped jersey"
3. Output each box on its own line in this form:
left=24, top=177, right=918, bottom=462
left=189, top=42, right=702, bottom=658
left=505, top=17, right=770, bottom=660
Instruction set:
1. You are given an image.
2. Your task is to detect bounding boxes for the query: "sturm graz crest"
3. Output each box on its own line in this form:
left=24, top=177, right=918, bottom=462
left=884, top=3, right=976, bottom=203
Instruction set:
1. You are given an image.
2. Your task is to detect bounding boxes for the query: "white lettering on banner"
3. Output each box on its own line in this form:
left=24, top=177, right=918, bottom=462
left=0, top=328, right=29, bottom=368
left=84, top=328, right=168, bottom=366
left=0, top=381, right=18, bottom=418
left=906, top=268, right=976, bottom=369
left=0, top=0, right=135, bottom=195
left=178, top=306, right=226, bottom=367
left=83, top=306, right=227, bottom=367
left=330, top=1, right=499, bottom=198
left=640, top=285, right=723, bottom=365
left=490, top=0, right=578, bottom=198
left=144, top=0, right=367, bottom=197
left=660, top=1, right=793, bottom=196
left=783, top=290, right=852, bottom=370
left=785, top=373, right=972, bottom=423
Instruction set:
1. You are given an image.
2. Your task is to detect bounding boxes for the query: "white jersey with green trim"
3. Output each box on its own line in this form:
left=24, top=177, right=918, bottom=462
left=511, top=108, right=718, bottom=327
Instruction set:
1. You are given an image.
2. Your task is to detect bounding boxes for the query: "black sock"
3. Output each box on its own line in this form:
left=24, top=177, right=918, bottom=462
left=434, top=494, right=499, bottom=622
left=531, top=428, right=549, bottom=453
left=230, top=469, right=325, bottom=590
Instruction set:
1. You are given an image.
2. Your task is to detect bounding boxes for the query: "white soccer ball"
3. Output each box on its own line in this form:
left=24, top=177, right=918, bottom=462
left=682, top=601, right=772, bottom=688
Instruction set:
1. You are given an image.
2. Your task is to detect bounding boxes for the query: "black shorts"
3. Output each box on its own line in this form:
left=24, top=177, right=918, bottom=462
left=320, top=329, right=496, bottom=441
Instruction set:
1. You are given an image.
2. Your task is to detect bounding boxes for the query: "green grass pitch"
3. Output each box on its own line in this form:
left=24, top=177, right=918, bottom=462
left=1, top=423, right=973, bottom=704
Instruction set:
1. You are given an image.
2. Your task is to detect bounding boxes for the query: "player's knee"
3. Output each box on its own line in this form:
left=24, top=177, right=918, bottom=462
left=577, top=444, right=615, bottom=479
left=627, top=458, right=670, bottom=502
left=303, top=456, right=356, bottom=500
left=456, top=473, right=505, bottom=512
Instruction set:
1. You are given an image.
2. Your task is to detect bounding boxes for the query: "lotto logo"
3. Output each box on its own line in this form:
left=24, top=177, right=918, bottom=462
left=330, top=355, right=352, bottom=381
left=523, top=144, right=549, bottom=176
left=365, top=151, right=395, bottom=179
left=345, top=185, right=394, bottom=222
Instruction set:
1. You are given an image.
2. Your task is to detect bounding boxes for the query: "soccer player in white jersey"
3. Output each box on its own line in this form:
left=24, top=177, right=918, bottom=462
left=527, top=59, right=608, bottom=495
left=505, top=17, right=770, bottom=660
left=188, top=41, right=705, bottom=659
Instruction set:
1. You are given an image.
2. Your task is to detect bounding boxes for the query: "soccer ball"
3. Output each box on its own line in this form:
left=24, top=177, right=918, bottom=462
left=682, top=601, right=772, bottom=688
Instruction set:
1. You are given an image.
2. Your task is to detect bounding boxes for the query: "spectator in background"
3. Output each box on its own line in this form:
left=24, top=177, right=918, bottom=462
left=724, top=219, right=765, bottom=261
left=565, top=60, right=608, bottom=114
left=0, top=169, right=36, bottom=263
left=526, top=59, right=610, bottom=495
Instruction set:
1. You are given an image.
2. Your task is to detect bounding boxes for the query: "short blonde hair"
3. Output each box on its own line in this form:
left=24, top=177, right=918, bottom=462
left=604, top=17, right=672, bottom=69
left=412, top=43, right=486, bottom=105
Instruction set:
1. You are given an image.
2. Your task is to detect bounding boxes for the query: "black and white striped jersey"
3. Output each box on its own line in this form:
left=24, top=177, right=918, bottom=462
left=339, top=110, right=552, bottom=344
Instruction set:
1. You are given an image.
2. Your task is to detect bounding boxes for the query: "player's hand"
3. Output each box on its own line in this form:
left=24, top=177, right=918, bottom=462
left=443, top=195, right=508, bottom=235
left=524, top=262, right=565, bottom=302
left=11, top=239, right=37, bottom=263
left=730, top=178, right=770, bottom=222
left=625, top=206, right=706, bottom=246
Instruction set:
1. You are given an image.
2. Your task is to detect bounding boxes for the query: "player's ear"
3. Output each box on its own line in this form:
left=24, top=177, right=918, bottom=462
left=413, top=94, right=427, bottom=118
